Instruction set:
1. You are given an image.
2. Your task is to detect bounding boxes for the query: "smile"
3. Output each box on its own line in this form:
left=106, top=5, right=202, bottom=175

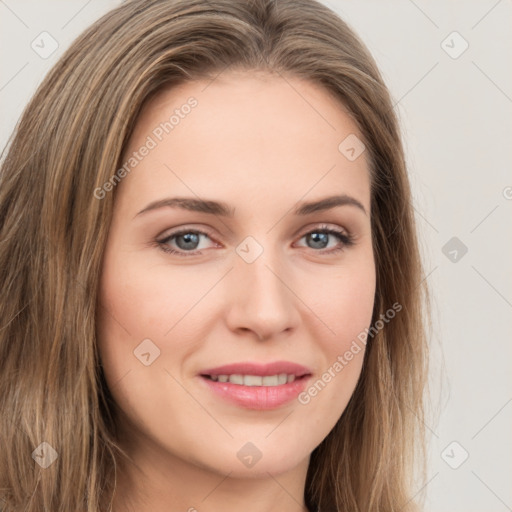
left=203, top=374, right=297, bottom=386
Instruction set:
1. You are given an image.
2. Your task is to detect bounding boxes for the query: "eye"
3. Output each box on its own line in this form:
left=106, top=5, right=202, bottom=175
left=156, top=224, right=355, bottom=257
left=157, top=228, right=217, bottom=256
left=295, top=224, right=355, bottom=255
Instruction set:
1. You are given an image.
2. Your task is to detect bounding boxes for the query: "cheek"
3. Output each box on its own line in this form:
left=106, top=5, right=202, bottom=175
left=96, top=249, right=218, bottom=390
left=313, top=258, right=376, bottom=350
left=95, top=252, right=198, bottom=438
left=98, top=251, right=208, bottom=338
left=301, top=257, right=376, bottom=399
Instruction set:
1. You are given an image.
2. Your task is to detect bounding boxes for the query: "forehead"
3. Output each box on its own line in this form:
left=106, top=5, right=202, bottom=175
left=117, top=71, right=371, bottom=216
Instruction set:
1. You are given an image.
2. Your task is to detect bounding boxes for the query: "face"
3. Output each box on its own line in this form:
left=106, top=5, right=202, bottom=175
left=97, top=71, right=376, bottom=483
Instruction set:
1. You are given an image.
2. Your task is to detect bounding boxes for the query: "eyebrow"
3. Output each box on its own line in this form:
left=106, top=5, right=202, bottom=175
left=135, top=194, right=367, bottom=218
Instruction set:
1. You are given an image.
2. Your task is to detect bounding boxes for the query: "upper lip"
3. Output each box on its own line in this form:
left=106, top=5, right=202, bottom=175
left=200, top=361, right=312, bottom=377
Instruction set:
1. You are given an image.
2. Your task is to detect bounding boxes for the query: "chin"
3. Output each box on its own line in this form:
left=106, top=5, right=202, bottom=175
left=174, top=435, right=311, bottom=479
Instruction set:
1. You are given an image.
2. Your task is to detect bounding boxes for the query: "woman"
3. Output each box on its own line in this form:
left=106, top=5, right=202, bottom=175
left=0, top=0, right=430, bottom=511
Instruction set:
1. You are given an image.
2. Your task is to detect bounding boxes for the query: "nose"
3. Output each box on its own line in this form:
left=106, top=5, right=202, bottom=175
left=224, top=249, right=300, bottom=341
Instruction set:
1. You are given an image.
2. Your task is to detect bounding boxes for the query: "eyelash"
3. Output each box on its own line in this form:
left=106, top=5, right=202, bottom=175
left=156, top=224, right=355, bottom=258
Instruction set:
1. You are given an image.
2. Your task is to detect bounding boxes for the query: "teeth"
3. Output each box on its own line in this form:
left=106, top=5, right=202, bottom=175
left=208, top=373, right=298, bottom=386
left=245, top=375, right=263, bottom=386
left=229, top=374, right=244, bottom=385
left=262, top=375, right=278, bottom=386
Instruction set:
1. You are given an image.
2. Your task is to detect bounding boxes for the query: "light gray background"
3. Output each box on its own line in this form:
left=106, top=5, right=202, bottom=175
left=1, top=1, right=511, bottom=511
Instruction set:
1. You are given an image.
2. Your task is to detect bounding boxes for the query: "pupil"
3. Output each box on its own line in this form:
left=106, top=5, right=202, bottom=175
left=177, top=233, right=199, bottom=250
left=308, top=232, right=328, bottom=249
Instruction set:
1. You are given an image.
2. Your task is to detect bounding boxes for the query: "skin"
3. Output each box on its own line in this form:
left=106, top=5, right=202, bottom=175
left=97, top=70, right=376, bottom=512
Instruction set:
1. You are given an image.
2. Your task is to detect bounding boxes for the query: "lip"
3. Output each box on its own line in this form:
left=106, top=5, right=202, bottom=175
left=198, top=360, right=312, bottom=410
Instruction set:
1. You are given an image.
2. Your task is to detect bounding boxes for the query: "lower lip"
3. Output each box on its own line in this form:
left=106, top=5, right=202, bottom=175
left=199, top=375, right=310, bottom=410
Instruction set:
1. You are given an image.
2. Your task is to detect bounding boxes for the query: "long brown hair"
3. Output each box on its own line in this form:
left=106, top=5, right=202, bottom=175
left=0, top=1, right=430, bottom=510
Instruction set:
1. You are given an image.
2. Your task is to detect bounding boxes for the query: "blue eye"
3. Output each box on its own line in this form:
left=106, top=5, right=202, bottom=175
left=298, top=226, right=355, bottom=253
left=158, top=229, right=214, bottom=256
left=157, top=224, right=354, bottom=257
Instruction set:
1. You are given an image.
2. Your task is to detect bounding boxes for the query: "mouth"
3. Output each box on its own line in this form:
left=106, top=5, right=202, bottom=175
left=201, top=373, right=306, bottom=386
left=198, top=361, right=312, bottom=410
